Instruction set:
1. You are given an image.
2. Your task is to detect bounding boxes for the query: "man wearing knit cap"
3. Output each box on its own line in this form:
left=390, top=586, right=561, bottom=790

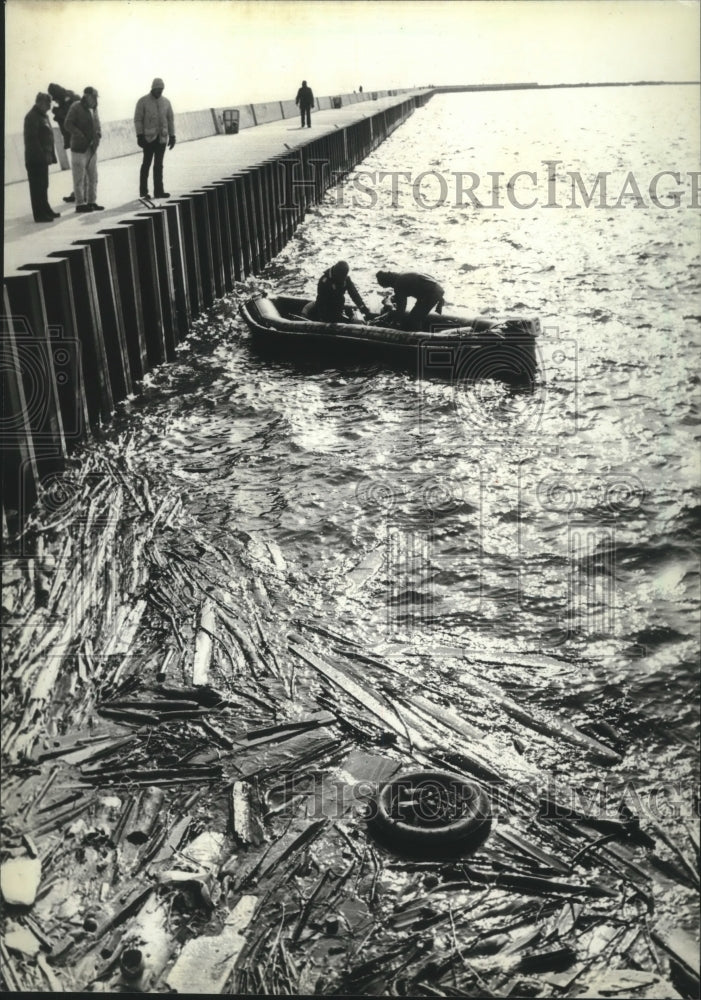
left=134, top=77, right=175, bottom=199
left=64, top=87, right=103, bottom=212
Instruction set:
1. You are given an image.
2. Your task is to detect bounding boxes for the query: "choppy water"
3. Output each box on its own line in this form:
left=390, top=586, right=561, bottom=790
left=130, top=87, right=699, bottom=804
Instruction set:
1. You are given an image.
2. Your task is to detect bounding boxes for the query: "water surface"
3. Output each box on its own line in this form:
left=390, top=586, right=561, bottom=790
left=130, top=86, right=699, bottom=824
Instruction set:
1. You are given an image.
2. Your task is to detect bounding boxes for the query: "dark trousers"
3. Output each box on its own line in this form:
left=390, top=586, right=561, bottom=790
left=406, top=296, right=443, bottom=331
left=139, top=140, right=166, bottom=196
left=26, top=162, right=52, bottom=220
left=300, top=106, right=311, bottom=127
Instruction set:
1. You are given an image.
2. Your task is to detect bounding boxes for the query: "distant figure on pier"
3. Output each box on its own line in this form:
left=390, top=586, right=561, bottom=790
left=23, top=92, right=59, bottom=222
left=376, top=270, right=445, bottom=331
left=64, top=87, right=103, bottom=212
left=295, top=80, right=314, bottom=128
left=303, top=261, right=371, bottom=323
left=134, top=78, right=176, bottom=200
left=359, top=85, right=363, bottom=93
left=47, top=83, right=78, bottom=203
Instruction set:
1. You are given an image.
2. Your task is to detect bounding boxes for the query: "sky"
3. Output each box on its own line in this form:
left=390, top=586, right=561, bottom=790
left=4, top=0, right=700, bottom=128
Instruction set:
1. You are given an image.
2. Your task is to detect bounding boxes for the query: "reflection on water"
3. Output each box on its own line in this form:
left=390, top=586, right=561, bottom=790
left=130, top=87, right=699, bottom=806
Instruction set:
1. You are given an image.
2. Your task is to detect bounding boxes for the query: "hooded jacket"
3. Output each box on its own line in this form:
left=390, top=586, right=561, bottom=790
left=377, top=271, right=444, bottom=312
left=134, top=92, right=175, bottom=143
left=312, top=266, right=366, bottom=321
left=64, top=97, right=102, bottom=153
left=48, top=83, right=77, bottom=148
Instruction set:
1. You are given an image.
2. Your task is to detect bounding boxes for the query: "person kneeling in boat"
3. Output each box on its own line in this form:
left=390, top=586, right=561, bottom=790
left=376, top=270, right=445, bottom=331
left=302, top=261, right=371, bottom=323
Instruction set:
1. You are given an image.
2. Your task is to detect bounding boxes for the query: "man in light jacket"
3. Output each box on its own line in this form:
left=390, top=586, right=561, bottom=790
left=134, top=77, right=175, bottom=200
left=64, top=86, right=102, bottom=213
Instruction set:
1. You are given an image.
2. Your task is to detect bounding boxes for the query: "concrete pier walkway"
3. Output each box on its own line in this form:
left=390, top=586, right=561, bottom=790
left=4, top=92, right=426, bottom=276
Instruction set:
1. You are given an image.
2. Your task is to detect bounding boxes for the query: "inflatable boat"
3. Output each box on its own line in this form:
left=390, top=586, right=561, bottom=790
left=239, top=296, right=540, bottom=385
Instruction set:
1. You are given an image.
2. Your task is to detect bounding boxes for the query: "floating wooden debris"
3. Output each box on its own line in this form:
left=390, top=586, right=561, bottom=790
left=114, top=895, right=173, bottom=991
left=289, top=636, right=422, bottom=746
left=493, top=828, right=572, bottom=876
left=4, top=925, right=41, bottom=957
left=574, top=969, right=684, bottom=999
left=123, top=787, right=165, bottom=845
left=0, top=855, right=42, bottom=906
left=458, top=671, right=622, bottom=765
left=230, top=781, right=265, bottom=847
left=193, top=599, right=217, bottom=686
left=102, top=599, right=147, bottom=656
left=652, top=926, right=700, bottom=995
left=178, top=830, right=228, bottom=873
left=1, top=441, right=696, bottom=997
left=165, top=895, right=258, bottom=994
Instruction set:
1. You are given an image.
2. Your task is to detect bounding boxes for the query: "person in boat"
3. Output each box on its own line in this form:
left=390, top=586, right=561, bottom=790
left=303, top=261, right=371, bottom=323
left=376, top=270, right=445, bottom=330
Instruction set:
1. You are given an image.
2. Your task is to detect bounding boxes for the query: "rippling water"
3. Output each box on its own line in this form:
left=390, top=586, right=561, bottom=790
left=130, top=87, right=699, bottom=802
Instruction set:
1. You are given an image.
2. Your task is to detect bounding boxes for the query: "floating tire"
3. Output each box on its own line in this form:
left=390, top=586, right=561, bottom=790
left=367, top=769, right=491, bottom=857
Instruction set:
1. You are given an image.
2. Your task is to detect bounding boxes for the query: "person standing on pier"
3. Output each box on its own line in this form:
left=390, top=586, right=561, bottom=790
left=376, top=270, right=445, bottom=331
left=47, top=83, right=78, bottom=203
left=23, top=92, right=59, bottom=222
left=64, top=87, right=103, bottom=212
left=134, top=78, right=176, bottom=200
left=303, top=261, right=371, bottom=322
left=295, top=80, right=314, bottom=128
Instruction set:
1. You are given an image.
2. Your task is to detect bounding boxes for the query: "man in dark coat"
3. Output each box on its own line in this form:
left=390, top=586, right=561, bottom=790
left=295, top=80, right=314, bottom=128
left=23, top=92, right=59, bottom=222
left=304, top=261, right=370, bottom=322
left=376, top=270, right=445, bottom=330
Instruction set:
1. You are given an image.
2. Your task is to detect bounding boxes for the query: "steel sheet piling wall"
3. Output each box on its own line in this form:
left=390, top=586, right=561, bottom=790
left=48, top=245, right=114, bottom=427
left=3, top=271, right=68, bottom=479
left=2, top=96, right=419, bottom=529
left=74, top=235, right=134, bottom=403
left=175, top=197, right=205, bottom=318
left=98, top=224, right=149, bottom=384
left=123, top=216, right=168, bottom=369
left=17, top=256, right=91, bottom=448
left=2, top=288, right=41, bottom=529
left=141, top=209, right=179, bottom=361
left=162, top=202, right=192, bottom=341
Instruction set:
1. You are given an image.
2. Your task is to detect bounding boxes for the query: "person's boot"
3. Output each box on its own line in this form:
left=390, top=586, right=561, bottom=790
left=88, top=203, right=104, bottom=211
left=63, top=192, right=76, bottom=203
left=154, top=192, right=170, bottom=199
